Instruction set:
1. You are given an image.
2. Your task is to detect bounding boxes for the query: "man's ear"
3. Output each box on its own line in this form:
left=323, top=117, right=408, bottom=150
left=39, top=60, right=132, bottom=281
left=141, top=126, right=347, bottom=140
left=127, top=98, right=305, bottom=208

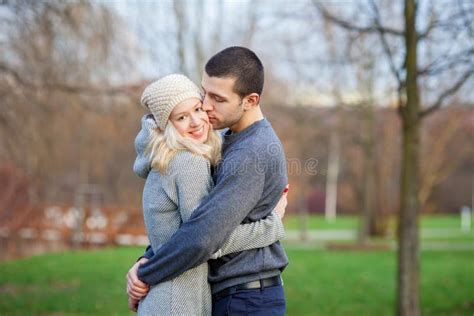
left=243, top=93, right=260, bottom=111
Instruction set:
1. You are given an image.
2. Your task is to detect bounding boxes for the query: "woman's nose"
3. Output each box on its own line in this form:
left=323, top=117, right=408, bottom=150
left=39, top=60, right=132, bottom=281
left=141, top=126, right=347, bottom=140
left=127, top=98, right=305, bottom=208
left=189, top=115, right=198, bottom=127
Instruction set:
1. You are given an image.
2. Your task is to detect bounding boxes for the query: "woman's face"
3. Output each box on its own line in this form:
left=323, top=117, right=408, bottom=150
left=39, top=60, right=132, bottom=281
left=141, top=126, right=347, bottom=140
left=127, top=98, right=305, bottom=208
left=169, top=98, right=210, bottom=143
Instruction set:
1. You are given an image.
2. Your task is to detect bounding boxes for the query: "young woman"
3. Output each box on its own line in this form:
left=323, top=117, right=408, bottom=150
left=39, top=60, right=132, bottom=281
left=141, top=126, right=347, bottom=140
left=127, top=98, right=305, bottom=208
left=130, top=74, right=287, bottom=315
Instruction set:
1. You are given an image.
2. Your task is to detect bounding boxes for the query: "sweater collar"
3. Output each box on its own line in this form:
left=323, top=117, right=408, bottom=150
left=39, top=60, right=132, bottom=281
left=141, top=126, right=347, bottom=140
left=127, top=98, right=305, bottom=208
left=223, top=118, right=269, bottom=144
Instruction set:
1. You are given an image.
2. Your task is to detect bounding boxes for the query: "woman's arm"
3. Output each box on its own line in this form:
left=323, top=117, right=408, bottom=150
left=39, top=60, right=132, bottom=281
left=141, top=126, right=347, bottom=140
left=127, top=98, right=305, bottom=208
left=133, top=114, right=156, bottom=179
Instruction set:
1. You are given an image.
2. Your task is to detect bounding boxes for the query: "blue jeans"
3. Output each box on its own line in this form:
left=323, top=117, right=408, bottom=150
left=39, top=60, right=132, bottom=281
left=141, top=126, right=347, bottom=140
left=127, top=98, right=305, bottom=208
left=212, top=284, right=286, bottom=315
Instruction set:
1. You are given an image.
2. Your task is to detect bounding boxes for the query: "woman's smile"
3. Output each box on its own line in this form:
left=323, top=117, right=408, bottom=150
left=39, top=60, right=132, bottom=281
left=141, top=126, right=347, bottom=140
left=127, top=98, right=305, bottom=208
left=188, top=124, right=208, bottom=141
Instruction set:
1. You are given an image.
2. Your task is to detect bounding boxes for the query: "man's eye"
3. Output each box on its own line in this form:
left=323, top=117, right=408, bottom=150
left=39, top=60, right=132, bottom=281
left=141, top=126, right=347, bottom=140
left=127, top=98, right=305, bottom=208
left=196, top=107, right=204, bottom=112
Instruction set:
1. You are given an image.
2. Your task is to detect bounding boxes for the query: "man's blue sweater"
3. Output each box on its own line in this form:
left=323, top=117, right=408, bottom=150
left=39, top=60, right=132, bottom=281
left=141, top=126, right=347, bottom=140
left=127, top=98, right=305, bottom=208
left=137, top=118, right=289, bottom=293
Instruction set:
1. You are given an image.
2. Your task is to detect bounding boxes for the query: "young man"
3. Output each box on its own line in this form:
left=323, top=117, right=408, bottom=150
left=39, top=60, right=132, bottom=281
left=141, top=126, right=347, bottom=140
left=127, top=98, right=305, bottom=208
left=127, top=46, right=289, bottom=315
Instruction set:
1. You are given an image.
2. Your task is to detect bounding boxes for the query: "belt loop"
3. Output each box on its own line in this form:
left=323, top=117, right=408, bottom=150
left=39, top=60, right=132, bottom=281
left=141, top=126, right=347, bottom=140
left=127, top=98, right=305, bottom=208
left=260, top=279, right=264, bottom=291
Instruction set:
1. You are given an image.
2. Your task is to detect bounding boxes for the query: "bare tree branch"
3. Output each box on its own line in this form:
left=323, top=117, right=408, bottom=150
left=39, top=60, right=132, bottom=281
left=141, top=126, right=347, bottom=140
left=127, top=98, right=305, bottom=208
left=369, top=0, right=403, bottom=87
left=419, top=69, right=473, bottom=118
left=173, top=0, right=188, bottom=75
left=0, top=63, right=30, bottom=87
left=314, top=1, right=404, bottom=37
left=457, top=0, right=473, bottom=38
left=418, top=20, right=439, bottom=41
left=0, top=63, right=138, bottom=98
left=367, top=0, right=407, bottom=117
left=418, top=3, right=438, bottom=41
left=418, top=48, right=473, bottom=76
left=41, top=83, right=139, bottom=97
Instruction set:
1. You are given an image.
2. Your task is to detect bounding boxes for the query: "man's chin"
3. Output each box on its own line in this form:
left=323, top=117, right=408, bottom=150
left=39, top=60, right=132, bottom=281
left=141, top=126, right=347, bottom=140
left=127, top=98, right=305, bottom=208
left=211, top=122, right=223, bottom=130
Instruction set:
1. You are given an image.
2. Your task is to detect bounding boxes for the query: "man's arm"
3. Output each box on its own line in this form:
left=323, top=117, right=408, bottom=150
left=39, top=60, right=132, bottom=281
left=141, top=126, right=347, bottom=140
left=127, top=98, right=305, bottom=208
left=137, top=244, right=154, bottom=261
left=137, top=148, right=268, bottom=285
left=210, top=211, right=285, bottom=259
left=139, top=185, right=287, bottom=261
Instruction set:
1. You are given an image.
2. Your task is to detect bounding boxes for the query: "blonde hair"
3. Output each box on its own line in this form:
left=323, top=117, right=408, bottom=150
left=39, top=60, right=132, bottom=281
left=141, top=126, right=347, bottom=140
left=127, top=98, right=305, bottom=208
left=146, top=122, right=222, bottom=174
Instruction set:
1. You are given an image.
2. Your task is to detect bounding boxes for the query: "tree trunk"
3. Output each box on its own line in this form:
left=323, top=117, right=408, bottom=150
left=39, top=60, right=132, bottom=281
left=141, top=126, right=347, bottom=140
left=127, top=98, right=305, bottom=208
left=298, top=188, right=309, bottom=241
left=397, top=117, right=420, bottom=316
left=397, top=0, right=421, bottom=315
left=358, top=103, right=375, bottom=244
left=325, top=131, right=340, bottom=222
left=173, top=1, right=187, bottom=75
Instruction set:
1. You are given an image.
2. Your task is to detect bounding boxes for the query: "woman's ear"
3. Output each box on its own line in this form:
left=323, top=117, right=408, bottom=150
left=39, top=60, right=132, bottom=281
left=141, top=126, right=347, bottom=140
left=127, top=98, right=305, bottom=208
left=243, top=93, right=260, bottom=111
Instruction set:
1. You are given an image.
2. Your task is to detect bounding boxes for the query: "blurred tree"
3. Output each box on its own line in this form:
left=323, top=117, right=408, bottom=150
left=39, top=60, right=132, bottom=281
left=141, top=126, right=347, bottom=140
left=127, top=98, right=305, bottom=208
left=419, top=108, right=470, bottom=211
left=320, top=18, right=345, bottom=224
left=0, top=0, right=138, bottom=204
left=316, top=0, right=473, bottom=314
left=354, top=47, right=377, bottom=244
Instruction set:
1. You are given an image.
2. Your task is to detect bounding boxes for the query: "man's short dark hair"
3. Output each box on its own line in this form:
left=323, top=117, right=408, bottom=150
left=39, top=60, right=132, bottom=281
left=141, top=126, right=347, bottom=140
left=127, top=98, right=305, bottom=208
left=205, top=46, right=264, bottom=98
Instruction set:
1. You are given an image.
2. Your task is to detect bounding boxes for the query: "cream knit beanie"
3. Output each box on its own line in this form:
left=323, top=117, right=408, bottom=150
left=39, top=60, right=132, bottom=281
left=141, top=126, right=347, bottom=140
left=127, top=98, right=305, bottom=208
left=140, top=74, right=203, bottom=130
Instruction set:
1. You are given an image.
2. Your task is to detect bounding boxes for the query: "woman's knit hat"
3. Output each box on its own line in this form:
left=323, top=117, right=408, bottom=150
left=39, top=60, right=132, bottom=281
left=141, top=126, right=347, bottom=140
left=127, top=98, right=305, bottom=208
left=140, top=74, right=203, bottom=130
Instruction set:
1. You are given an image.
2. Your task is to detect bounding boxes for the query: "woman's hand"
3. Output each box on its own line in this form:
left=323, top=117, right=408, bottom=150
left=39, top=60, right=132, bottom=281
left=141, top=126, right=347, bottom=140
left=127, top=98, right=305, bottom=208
left=126, top=258, right=150, bottom=301
left=274, top=185, right=289, bottom=219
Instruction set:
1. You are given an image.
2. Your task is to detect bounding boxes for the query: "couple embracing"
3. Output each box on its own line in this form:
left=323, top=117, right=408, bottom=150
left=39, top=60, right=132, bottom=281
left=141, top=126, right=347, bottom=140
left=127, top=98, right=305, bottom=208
left=126, top=46, right=289, bottom=315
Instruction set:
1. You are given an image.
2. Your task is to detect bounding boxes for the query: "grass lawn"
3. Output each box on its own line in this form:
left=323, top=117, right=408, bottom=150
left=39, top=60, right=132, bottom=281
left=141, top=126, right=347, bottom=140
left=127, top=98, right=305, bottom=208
left=283, top=215, right=474, bottom=243
left=0, top=247, right=472, bottom=315
left=283, top=214, right=471, bottom=231
left=283, top=215, right=359, bottom=231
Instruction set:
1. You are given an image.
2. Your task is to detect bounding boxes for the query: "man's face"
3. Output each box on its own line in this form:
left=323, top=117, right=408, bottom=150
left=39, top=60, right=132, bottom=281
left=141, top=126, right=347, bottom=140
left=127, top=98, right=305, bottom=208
left=201, top=72, right=244, bottom=130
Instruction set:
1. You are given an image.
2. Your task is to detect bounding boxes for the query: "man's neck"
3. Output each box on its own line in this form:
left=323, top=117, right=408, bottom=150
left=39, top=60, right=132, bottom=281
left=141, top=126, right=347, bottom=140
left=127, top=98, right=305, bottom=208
left=229, top=107, right=264, bottom=133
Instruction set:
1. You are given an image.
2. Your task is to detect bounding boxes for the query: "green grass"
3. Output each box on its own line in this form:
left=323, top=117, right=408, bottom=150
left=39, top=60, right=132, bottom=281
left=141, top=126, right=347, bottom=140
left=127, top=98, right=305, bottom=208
left=283, top=214, right=471, bottom=231
left=284, top=248, right=473, bottom=315
left=0, top=248, right=133, bottom=315
left=0, top=247, right=472, bottom=315
left=417, top=215, right=469, bottom=229
left=283, top=215, right=359, bottom=230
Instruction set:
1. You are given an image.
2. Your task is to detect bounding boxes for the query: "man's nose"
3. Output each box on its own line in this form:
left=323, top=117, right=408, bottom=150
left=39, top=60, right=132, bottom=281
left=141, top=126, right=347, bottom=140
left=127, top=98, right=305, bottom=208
left=202, top=96, right=213, bottom=111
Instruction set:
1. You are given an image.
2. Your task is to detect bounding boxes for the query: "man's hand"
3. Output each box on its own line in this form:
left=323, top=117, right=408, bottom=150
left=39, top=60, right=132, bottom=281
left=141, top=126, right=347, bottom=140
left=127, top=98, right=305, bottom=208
left=126, top=258, right=150, bottom=301
left=274, top=185, right=289, bottom=219
left=128, top=296, right=139, bottom=312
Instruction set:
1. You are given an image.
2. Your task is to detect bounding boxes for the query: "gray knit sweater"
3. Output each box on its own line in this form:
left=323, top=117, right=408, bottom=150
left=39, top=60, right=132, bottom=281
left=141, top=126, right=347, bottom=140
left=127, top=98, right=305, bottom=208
left=137, top=117, right=289, bottom=294
left=133, top=115, right=285, bottom=315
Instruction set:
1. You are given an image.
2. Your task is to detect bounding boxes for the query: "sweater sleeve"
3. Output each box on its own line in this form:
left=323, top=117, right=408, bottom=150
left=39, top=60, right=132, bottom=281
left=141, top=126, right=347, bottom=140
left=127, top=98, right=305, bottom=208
left=210, top=211, right=285, bottom=259
left=136, top=244, right=154, bottom=261
left=133, top=114, right=157, bottom=179
left=137, top=148, right=268, bottom=285
left=139, top=213, right=285, bottom=262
